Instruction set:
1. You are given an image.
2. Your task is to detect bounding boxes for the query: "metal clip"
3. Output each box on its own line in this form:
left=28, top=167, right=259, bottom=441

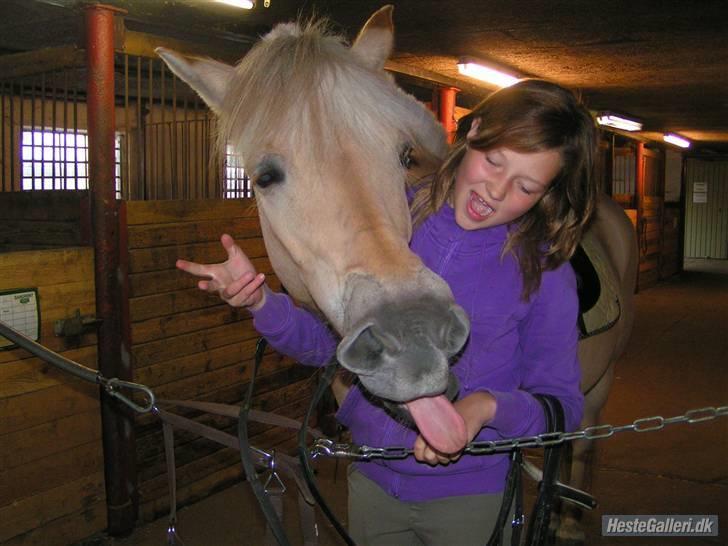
left=99, top=376, right=156, bottom=413
left=263, top=449, right=286, bottom=495
left=166, top=519, right=186, bottom=545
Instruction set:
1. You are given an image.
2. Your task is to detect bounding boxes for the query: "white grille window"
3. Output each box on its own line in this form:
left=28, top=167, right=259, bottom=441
left=21, top=129, right=122, bottom=198
left=224, top=144, right=252, bottom=198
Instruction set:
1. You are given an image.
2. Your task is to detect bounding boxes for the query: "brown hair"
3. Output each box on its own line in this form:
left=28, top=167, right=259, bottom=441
left=410, top=79, right=599, bottom=300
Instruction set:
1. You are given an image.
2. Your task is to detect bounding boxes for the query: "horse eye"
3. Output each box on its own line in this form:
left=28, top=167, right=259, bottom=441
left=399, top=144, right=415, bottom=169
left=255, top=167, right=284, bottom=189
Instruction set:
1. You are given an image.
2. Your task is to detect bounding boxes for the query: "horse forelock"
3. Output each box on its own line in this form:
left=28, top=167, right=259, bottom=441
left=217, top=17, right=443, bottom=173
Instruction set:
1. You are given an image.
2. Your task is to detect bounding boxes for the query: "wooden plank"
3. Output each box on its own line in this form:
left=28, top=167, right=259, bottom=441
left=129, top=273, right=282, bottom=322
left=2, top=501, right=105, bottom=546
left=0, top=220, right=84, bottom=248
left=137, top=353, right=293, bottom=411
left=0, top=191, right=86, bottom=222
left=128, top=256, right=272, bottom=297
left=129, top=237, right=268, bottom=274
left=0, top=345, right=98, bottom=398
left=131, top=304, right=250, bottom=344
left=127, top=217, right=262, bottom=249
left=135, top=360, right=308, bottom=436
left=0, top=441, right=103, bottom=508
left=129, top=287, right=231, bottom=322
left=133, top=337, right=268, bottom=388
left=0, top=381, right=98, bottom=436
left=132, top=321, right=261, bottom=368
left=0, top=248, right=94, bottom=289
left=126, top=198, right=257, bottom=225
left=0, top=472, right=105, bottom=544
left=0, top=46, right=86, bottom=79
left=0, top=326, right=96, bottom=366
left=0, top=410, right=102, bottom=471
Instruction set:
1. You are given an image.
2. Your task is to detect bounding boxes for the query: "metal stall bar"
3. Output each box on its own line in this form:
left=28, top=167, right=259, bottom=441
left=85, top=3, right=138, bottom=536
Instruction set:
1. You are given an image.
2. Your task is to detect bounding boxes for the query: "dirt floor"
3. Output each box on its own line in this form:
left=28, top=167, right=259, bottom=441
left=100, top=260, right=727, bottom=546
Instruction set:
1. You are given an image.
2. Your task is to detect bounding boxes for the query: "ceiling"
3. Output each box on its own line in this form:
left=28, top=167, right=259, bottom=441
left=2, top=0, right=727, bottom=153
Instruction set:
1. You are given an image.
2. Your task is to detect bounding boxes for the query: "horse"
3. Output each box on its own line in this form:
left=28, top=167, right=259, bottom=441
left=157, top=6, right=470, bottom=455
left=158, top=6, right=638, bottom=543
left=555, top=193, right=638, bottom=544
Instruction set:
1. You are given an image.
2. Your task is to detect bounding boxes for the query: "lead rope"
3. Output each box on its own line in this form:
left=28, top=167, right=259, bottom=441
left=299, top=361, right=357, bottom=546
left=239, top=338, right=292, bottom=546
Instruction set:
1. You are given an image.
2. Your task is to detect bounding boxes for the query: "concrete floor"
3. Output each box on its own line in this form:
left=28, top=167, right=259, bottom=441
left=102, top=262, right=727, bottom=546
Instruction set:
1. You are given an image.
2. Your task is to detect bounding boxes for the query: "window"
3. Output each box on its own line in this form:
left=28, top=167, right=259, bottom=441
left=224, top=144, right=252, bottom=199
left=21, top=129, right=122, bottom=198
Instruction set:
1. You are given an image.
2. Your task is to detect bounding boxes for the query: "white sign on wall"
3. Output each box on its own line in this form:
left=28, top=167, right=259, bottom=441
left=693, top=181, right=708, bottom=203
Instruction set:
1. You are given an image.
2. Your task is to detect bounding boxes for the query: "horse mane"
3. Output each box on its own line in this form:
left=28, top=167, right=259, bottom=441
left=218, top=18, right=445, bottom=172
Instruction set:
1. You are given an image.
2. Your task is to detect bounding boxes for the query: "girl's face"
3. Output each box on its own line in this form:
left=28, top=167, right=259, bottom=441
left=452, top=120, right=562, bottom=231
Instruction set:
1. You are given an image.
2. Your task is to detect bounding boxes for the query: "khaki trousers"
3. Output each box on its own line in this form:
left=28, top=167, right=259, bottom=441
left=347, top=467, right=514, bottom=546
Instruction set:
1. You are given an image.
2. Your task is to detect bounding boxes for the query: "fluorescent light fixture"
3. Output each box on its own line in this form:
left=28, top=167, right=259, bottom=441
left=215, top=0, right=254, bottom=9
left=663, top=133, right=691, bottom=148
left=457, top=58, right=520, bottom=88
left=596, top=113, right=643, bottom=132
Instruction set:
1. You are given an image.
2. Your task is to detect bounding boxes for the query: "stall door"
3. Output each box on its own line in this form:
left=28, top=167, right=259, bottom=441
left=637, top=147, right=664, bottom=290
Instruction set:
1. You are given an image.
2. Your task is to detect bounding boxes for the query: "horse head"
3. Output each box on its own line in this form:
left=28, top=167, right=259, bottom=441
left=158, top=6, right=470, bottom=453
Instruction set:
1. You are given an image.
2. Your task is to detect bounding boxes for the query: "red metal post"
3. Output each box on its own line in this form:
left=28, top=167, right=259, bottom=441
left=85, top=3, right=137, bottom=535
left=437, top=86, right=458, bottom=143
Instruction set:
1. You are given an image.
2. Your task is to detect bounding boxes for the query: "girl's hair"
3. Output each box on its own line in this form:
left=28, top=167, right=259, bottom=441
left=410, top=79, right=599, bottom=300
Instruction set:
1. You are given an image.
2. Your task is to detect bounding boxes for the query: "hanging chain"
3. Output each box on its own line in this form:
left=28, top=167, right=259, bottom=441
left=310, top=405, right=728, bottom=461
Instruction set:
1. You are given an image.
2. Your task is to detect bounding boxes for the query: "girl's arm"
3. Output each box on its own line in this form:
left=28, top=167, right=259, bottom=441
left=251, top=285, right=338, bottom=366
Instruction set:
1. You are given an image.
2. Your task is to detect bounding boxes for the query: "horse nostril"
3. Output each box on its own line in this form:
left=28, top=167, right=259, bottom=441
left=337, top=323, right=401, bottom=375
left=442, top=304, right=470, bottom=356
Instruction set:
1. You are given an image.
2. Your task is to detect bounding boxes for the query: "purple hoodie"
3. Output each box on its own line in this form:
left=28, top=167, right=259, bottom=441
left=252, top=203, right=584, bottom=502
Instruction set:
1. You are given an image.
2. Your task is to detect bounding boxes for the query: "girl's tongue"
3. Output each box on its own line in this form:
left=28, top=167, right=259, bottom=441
left=468, top=190, right=494, bottom=220
left=406, top=394, right=468, bottom=454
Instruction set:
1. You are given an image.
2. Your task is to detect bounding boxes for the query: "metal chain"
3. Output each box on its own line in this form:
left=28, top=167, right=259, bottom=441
left=310, top=405, right=728, bottom=461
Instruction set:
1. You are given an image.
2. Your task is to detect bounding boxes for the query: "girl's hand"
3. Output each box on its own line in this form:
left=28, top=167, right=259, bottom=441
left=413, top=391, right=497, bottom=466
left=176, top=233, right=267, bottom=310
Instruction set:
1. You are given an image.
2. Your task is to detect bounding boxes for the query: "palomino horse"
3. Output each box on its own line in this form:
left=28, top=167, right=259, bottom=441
left=157, top=7, right=471, bottom=455
left=159, top=6, right=637, bottom=542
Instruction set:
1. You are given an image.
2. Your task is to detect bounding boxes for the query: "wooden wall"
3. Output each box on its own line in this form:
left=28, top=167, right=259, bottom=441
left=0, top=191, right=89, bottom=251
left=124, top=198, right=318, bottom=522
left=0, top=247, right=106, bottom=545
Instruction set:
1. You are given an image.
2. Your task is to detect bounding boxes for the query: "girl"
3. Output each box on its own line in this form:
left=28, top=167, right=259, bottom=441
left=177, top=79, right=598, bottom=545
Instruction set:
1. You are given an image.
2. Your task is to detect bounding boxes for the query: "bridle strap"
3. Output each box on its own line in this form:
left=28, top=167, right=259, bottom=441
left=239, top=338, right=292, bottom=546
left=299, top=361, right=357, bottom=545
left=525, top=394, right=565, bottom=545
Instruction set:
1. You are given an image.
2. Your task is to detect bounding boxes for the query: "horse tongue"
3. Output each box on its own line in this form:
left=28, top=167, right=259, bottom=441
left=406, top=395, right=467, bottom=455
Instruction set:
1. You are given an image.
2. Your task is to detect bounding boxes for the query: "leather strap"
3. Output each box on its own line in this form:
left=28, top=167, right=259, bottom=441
left=299, top=362, right=357, bottom=545
left=524, top=394, right=566, bottom=545
left=239, top=338, right=291, bottom=546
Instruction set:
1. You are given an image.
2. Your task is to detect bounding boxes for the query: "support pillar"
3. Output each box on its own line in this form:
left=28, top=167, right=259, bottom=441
left=85, top=3, right=137, bottom=535
left=435, top=86, right=458, bottom=143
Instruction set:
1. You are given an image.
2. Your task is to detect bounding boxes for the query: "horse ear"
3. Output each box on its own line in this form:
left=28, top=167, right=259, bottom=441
left=352, top=5, right=394, bottom=71
left=155, top=47, right=232, bottom=114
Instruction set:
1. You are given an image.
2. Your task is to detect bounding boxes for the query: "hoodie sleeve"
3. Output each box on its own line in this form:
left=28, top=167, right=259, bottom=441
left=486, top=263, right=585, bottom=437
left=250, top=286, right=338, bottom=367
